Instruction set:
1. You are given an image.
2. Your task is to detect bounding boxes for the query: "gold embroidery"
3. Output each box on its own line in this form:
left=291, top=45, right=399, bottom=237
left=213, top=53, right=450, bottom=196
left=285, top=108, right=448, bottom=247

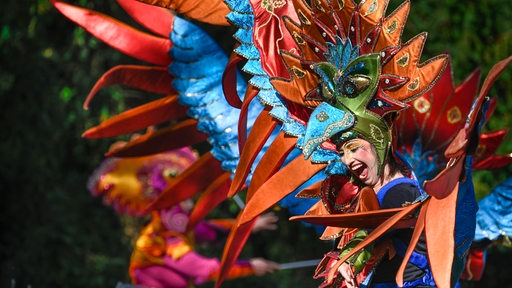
left=413, top=97, right=431, bottom=114
left=316, top=111, right=329, bottom=122
left=385, top=19, right=398, bottom=34
left=396, top=52, right=409, bottom=67
left=313, top=0, right=326, bottom=12
left=292, top=66, right=307, bottom=78
left=364, top=0, right=378, bottom=16
left=407, top=77, right=420, bottom=91
left=335, top=0, right=345, bottom=10
left=297, top=9, right=311, bottom=25
left=293, top=31, right=305, bottom=45
left=369, top=124, right=384, bottom=144
left=261, top=0, right=286, bottom=12
left=447, top=106, right=462, bottom=124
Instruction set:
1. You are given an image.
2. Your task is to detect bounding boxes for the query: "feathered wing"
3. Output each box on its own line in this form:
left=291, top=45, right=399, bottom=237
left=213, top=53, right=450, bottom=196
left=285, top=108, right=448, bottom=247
left=52, top=0, right=266, bottom=230
left=54, top=3, right=320, bottom=280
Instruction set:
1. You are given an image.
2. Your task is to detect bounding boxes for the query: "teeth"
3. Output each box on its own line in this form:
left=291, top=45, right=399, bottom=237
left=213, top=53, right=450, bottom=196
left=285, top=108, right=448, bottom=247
left=350, top=164, right=367, bottom=179
left=351, top=164, right=362, bottom=170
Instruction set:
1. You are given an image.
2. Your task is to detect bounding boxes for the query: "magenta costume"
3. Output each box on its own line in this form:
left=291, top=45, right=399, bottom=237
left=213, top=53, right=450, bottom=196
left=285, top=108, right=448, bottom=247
left=130, top=205, right=254, bottom=288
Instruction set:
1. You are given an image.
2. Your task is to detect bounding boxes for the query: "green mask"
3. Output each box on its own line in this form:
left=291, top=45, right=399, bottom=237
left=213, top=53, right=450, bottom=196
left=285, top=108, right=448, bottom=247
left=304, top=53, right=391, bottom=174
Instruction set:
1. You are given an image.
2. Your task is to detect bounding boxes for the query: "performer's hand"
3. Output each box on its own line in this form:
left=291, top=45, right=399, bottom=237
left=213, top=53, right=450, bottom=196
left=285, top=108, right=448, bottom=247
left=249, top=258, right=280, bottom=276
left=338, top=262, right=358, bottom=288
left=252, top=212, right=278, bottom=233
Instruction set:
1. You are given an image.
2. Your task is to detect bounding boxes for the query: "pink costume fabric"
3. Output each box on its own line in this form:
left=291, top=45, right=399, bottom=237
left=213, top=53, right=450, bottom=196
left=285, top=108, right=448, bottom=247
left=130, top=205, right=254, bottom=288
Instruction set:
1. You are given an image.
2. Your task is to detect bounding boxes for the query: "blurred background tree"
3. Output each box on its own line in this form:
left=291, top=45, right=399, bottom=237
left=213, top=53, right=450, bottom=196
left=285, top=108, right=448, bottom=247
left=1, top=0, right=510, bottom=287
left=1, top=0, right=134, bottom=287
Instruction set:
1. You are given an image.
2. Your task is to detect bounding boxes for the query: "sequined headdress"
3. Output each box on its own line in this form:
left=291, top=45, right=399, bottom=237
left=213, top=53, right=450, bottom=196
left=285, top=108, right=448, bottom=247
left=269, top=0, right=448, bottom=171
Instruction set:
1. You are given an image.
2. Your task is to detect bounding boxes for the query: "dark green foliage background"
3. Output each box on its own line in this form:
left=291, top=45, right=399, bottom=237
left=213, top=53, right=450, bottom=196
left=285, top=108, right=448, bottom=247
left=1, top=0, right=510, bottom=287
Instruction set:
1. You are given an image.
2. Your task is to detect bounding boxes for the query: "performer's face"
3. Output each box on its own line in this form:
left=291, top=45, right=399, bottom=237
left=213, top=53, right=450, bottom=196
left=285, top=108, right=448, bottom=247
left=338, top=138, right=380, bottom=188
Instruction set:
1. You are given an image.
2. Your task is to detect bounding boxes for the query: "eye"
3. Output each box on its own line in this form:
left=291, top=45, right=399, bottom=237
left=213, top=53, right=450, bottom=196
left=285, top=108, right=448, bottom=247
left=339, top=75, right=371, bottom=98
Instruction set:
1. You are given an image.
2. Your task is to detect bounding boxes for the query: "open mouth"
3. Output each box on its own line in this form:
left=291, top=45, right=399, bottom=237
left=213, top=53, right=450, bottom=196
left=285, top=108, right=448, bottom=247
left=351, top=164, right=368, bottom=181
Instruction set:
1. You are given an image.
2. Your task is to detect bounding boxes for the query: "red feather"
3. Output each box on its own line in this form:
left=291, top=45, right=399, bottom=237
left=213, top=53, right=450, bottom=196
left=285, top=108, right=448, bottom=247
left=82, top=95, right=187, bottom=138
left=52, top=0, right=172, bottom=66
left=84, top=65, right=175, bottom=109
left=106, top=119, right=207, bottom=157
left=116, top=0, right=174, bottom=37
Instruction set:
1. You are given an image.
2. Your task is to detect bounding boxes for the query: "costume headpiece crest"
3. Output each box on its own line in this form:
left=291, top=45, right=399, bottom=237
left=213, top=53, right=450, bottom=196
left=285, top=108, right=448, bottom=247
left=269, top=0, right=448, bottom=170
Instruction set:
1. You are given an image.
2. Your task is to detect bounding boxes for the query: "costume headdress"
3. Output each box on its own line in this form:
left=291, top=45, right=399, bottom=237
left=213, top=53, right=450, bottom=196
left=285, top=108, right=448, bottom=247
left=268, top=0, right=448, bottom=171
left=87, top=147, right=198, bottom=216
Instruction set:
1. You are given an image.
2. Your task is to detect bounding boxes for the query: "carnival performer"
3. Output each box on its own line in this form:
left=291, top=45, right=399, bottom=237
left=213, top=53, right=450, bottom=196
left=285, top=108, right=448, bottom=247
left=212, top=0, right=453, bottom=285
left=87, top=146, right=280, bottom=288
left=214, top=0, right=511, bottom=287
left=333, top=138, right=431, bottom=288
left=128, top=200, right=280, bottom=288
left=51, top=0, right=511, bottom=287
